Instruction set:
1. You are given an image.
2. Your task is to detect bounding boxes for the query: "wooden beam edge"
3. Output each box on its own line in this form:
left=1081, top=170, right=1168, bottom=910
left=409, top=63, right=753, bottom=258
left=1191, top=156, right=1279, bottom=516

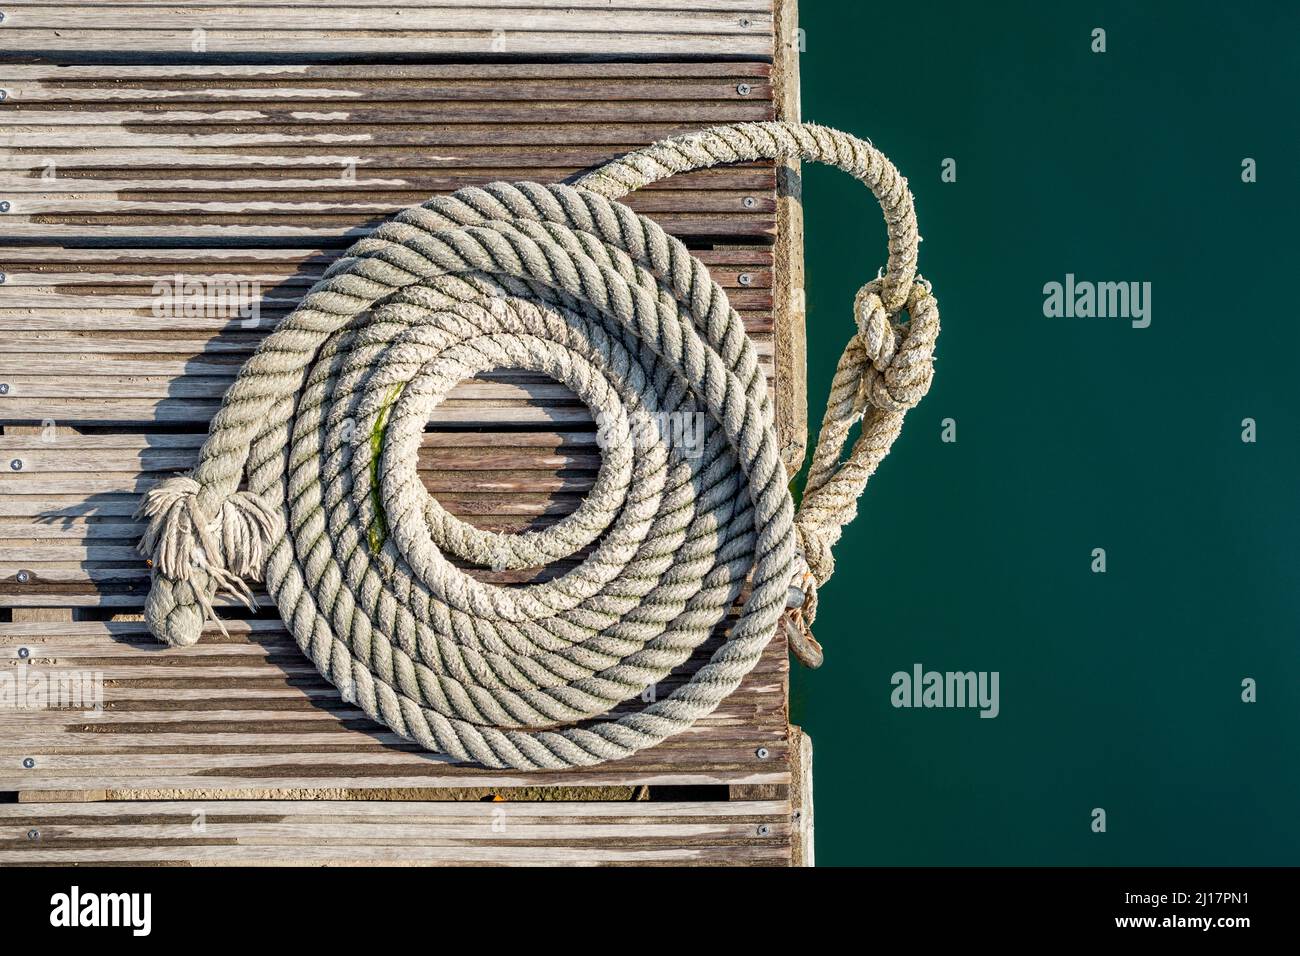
left=771, top=0, right=806, bottom=478
left=789, top=723, right=814, bottom=866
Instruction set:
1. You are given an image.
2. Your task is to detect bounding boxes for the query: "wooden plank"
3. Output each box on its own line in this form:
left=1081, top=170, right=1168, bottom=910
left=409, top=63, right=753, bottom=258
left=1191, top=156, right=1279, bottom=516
left=1, top=799, right=791, bottom=866
left=0, top=0, right=773, bottom=6
left=2, top=36, right=771, bottom=59
left=0, top=172, right=773, bottom=193
left=790, top=724, right=812, bottom=866
left=0, top=221, right=768, bottom=241
left=0, top=3, right=775, bottom=58
left=771, top=0, right=806, bottom=475
left=4, top=109, right=779, bottom=131
left=5, top=122, right=772, bottom=145
left=0, top=192, right=773, bottom=215
left=4, top=84, right=773, bottom=108
left=0, top=64, right=773, bottom=114
left=3, top=800, right=787, bottom=820
left=0, top=62, right=770, bottom=77
left=1, top=6, right=768, bottom=32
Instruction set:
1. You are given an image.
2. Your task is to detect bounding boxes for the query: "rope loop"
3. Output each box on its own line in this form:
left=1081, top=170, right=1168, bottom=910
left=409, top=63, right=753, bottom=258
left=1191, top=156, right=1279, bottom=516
left=783, top=275, right=939, bottom=666
left=135, top=121, right=938, bottom=765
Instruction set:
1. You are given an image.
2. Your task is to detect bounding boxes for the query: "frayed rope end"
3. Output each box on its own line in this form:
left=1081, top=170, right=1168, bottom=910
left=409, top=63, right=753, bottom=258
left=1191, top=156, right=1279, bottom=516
left=136, top=476, right=284, bottom=643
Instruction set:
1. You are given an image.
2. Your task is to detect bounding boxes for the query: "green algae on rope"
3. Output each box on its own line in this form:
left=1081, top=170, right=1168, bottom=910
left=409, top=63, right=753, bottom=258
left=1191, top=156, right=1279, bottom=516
left=134, top=122, right=940, bottom=770
left=367, top=381, right=406, bottom=555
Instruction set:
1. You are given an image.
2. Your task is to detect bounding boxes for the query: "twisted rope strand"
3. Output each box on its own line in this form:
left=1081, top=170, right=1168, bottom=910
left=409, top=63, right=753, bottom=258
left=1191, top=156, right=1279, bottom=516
left=136, top=121, right=940, bottom=768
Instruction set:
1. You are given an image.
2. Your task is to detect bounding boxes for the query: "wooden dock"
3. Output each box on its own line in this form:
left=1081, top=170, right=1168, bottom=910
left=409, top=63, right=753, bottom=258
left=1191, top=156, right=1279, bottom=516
left=0, top=0, right=813, bottom=866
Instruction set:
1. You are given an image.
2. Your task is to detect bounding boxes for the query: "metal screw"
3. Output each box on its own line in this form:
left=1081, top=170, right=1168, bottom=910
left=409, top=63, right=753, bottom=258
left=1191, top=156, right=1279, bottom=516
left=16, top=570, right=31, bottom=584
left=0, top=201, right=9, bottom=213
left=0, top=383, right=7, bottom=394
left=738, top=17, right=751, bottom=28
left=17, top=647, right=29, bottom=659
left=0, top=273, right=6, bottom=283
left=736, top=82, right=752, bottom=96
left=792, top=809, right=802, bottom=821
left=0, top=90, right=6, bottom=101
left=27, top=829, right=39, bottom=841
left=22, top=757, right=34, bottom=769
left=9, top=458, right=21, bottom=471
left=738, top=273, right=753, bottom=286
left=757, top=824, right=771, bottom=837
left=0, top=13, right=6, bottom=24
left=755, top=746, right=770, bottom=759
left=742, top=196, right=757, bottom=209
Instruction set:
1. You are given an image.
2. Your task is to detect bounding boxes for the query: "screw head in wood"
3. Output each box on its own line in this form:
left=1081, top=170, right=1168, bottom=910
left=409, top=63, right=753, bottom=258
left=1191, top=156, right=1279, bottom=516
left=0, top=383, right=7, bottom=393
left=0, top=90, right=6, bottom=101
left=16, top=570, right=31, bottom=584
left=739, top=17, right=751, bottom=27
left=9, top=457, right=21, bottom=470
left=742, top=196, right=757, bottom=209
left=0, top=272, right=6, bottom=283
left=757, top=824, right=771, bottom=836
left=736, top=82, right=752, bottom=96
left=738, top=273, right=753, bottom=286
left=27, top=829, right=39, bottom=841
left=755, top=746, right=770, bottom=759
left=17, top=647, right=29, bottom=658
left=22, top=757, right=34, bottom=769
left=0, top=201, right=9, bottom=212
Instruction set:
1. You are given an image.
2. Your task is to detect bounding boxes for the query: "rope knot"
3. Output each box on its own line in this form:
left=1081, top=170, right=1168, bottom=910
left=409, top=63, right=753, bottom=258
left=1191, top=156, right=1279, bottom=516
left=852, top=277, right=939, bottom=414
left=136, top=476, right=283, bottom=646
left=787, top=273, right=940, bottom=669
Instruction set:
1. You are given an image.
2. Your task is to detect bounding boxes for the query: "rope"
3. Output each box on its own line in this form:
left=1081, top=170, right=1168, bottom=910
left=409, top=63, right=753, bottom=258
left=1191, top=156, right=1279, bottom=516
left=136, top=122, right=939, bottom=770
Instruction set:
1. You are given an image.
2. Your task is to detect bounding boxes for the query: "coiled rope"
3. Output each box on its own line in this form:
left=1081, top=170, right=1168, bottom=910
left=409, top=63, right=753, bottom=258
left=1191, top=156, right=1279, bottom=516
left=138, top=122, right=939, bottom=770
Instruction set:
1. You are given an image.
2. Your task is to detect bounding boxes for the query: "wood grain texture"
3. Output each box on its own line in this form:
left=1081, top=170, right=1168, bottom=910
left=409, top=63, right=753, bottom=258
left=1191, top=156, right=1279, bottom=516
left=790, top=723, right=812, bottom=866
left=0, top=3, right=774, bottom=57
left=1, top=799, right=792, bottom=865
left=771, top=0, right=807, bottom=476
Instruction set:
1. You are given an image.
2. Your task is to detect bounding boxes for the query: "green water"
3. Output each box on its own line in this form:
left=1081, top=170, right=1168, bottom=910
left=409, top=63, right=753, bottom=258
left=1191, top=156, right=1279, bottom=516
left=790, top=0, right=1300, bottom=865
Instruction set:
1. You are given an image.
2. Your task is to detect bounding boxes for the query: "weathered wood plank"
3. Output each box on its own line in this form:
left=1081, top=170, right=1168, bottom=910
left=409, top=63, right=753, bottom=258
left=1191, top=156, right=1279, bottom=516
left=0, top=61, right=770, bottom=79
left=4, top=83, right=773, bottom=107
left=1, top=107, right=775, bottom=128
left=2, top=799, right=788, bottom=820
left=771, top=0, right=806, bottom=475
left=0, top=6, right=770, bottom=34
left=5, top=122, right=774, bottom=146
left=1, top=34, right=772, bottom=58
left=0, top=172, right=773, bottom=194
left=0, top=220, right=772, bottom=240
left=0, top=0, right=772, bottom=7
left=1, top=796, right=795, bottom=865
